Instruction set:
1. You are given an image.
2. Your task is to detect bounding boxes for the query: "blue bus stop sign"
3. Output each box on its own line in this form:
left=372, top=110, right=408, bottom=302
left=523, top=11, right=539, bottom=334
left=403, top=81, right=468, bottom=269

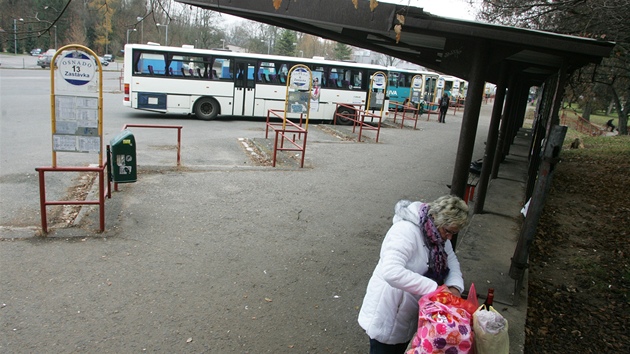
left=58, top=51, right=97, bottom=86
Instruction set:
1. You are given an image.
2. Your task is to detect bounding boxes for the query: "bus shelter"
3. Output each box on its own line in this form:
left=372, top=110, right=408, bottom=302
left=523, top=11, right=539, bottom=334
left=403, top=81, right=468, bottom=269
left=178, top=0, right=614, bottom=214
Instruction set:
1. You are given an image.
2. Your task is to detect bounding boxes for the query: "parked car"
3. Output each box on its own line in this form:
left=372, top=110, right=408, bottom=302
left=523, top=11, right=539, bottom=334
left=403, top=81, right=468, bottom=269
left=30, top=48, right=42, bottom=56
left=37, top=53, right=53, bottom=68
left=97, top=56, right=109, bottom=66
left=103, top=54, right=114, bottom=62
left=36, top=49, right=57, bottom=68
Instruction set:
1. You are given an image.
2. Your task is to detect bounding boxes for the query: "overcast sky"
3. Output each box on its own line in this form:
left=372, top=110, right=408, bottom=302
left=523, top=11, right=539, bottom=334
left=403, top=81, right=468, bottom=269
left=218, top=0, right=479, bottom=29
left=382, top=0, right=478, bottom=21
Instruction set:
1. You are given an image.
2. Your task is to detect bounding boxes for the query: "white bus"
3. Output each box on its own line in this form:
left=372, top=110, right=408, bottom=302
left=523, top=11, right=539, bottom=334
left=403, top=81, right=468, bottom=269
left=436, top=75, right=467, bottom=103
left=123, top=43, right=388, bottom=123
left=386, top=67, right=439, bottom=109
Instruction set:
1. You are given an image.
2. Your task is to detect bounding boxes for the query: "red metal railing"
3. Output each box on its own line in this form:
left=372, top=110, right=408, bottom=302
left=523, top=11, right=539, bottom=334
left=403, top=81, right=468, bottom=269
left=122, top=124, right=183, bottom=166
left=265, top=109, right=308, bottom=168
left=333, top=103, right=383, bottom=142
left=35, top=162, right=111, bottom=234
left=560, top=109, right=604, bottom=136
left=452, top=98, right=466, bottom=114
left=424, top=103, right=440, bottom=121
left=35, top=124, right=183, bottom=233
left=389, top=101, right=421, bottom=129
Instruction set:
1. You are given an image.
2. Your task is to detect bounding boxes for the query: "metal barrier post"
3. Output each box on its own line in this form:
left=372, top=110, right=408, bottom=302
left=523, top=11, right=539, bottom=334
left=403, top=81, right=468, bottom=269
left=37, top=169, right=48, bottom=233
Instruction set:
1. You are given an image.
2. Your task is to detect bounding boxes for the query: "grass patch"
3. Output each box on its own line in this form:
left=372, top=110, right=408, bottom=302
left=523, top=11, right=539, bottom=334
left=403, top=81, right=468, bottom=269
left=562, top=135, right=630, bottom=160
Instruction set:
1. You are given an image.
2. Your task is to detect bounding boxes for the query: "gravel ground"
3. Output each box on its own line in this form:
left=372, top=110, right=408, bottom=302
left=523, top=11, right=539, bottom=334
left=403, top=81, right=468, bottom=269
left=1, top=110, right=489, bottom=352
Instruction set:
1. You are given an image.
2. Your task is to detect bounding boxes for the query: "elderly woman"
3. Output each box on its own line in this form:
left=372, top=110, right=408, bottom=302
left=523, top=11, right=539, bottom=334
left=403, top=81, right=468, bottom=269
left=358, top=195, right=469, bottom=354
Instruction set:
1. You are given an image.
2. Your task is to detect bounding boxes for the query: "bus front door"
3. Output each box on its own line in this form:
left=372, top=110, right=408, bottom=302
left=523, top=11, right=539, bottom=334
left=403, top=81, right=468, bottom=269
left=233, top=59, right=256, bottom=116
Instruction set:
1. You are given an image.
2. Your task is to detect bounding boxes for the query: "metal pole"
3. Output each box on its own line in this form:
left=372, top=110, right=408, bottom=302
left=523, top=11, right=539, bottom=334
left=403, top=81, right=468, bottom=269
left=157, top=24, right=168, bottom=46
left=137, top=16, right=144, bottom=44
left=126, top=29, right=136, bottom=44
left=13, top=19, right=17, bottom=55
left=54, top=25, right=57, bottom=48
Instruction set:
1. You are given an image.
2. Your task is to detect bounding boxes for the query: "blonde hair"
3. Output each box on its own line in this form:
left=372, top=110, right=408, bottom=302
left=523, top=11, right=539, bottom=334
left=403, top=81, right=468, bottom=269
left=428, top=195, right=469, bottom=229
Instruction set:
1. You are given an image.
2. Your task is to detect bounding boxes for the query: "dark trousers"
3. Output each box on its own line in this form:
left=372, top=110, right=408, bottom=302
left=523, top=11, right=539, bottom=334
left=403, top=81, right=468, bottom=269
left=369, top=338, right=410, bottom=354
left=439, top=108, right=447, bottom=123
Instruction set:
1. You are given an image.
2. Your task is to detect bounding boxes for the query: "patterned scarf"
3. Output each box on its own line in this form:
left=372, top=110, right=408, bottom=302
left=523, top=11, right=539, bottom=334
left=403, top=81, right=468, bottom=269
left=418, top=204, right=449, bottom=284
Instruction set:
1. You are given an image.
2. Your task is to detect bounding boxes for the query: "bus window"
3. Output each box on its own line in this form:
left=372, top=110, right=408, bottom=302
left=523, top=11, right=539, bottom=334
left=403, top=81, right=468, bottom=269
left=136, top=52, right=166, bottom=76
left=258, top=61, right=278, bottom=84
left=398, top=73, right=407, bottom=88
left=354, top=71, right=363, bottom=88
left=235, top=62, right=246, bottom=85
left=348, top=69, right=363, bottom=89
left=276, top=63, right=289, bottom=84
left=312, top=65, right=325, bottom=87
left=388, top=72, right=400, bottom=88
left=326, top=69, right=337, bottom=88
left=213, top=58, right=233, bottom=80
left=167, top=54, right=207, bottom=79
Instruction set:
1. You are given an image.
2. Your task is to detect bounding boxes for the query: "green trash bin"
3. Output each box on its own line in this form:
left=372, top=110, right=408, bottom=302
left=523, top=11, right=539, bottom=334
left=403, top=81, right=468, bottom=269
left=109, top=129, right=137, bottom=183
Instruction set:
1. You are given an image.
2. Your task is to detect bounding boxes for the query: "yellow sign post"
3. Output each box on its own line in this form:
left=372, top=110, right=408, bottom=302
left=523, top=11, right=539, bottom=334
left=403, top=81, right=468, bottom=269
left=49, top=44, right=104, bottom=167
left=284, top=64, right=312, bottom=130
left=366, top=71, right=387, bottom=116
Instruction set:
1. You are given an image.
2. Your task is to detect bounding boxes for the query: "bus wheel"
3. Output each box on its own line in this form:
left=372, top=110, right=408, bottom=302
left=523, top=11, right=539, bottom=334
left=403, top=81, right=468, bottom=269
left=194, top=97, right=219, bottom=120
left=335, top=107, right=355, bottom=126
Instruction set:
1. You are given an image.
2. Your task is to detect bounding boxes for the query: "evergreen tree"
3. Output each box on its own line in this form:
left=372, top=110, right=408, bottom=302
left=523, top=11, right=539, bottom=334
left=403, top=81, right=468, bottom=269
left=332, top=42, right=352, bottom=61
left=276, top=29, right=298, bottom=56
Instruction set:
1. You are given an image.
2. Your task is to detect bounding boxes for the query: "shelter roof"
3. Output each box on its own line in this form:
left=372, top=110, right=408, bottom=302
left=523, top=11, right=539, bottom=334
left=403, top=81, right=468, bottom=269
left=178, top=0, right=614, bottom=84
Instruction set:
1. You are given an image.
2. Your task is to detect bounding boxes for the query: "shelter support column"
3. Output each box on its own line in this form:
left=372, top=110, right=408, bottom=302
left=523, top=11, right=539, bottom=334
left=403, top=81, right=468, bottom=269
left=449, top=40, right=487, bottom=248
left=473, top=64, right=508, bottom=214
left=491, top=75, right=517, bottom=179
left=507, top=84, right=529, bottom=146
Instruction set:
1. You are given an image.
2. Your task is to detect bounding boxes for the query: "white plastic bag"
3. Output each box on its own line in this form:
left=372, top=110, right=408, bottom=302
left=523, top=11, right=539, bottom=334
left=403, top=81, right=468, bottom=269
left=472, top=305, right=509, bottom=354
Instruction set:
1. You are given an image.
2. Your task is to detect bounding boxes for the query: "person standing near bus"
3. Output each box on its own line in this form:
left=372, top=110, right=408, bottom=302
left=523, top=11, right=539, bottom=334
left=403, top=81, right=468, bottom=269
left=438, top=93, right=450, bottom=123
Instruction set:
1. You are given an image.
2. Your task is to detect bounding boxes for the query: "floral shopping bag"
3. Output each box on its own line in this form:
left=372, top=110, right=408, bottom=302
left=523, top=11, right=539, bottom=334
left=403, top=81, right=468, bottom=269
left=407, top=285, right=478, bottom=354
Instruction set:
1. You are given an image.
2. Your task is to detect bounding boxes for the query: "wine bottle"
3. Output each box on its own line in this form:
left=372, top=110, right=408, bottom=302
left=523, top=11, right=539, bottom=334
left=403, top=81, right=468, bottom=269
left=483, top=288, right=494, bottom=310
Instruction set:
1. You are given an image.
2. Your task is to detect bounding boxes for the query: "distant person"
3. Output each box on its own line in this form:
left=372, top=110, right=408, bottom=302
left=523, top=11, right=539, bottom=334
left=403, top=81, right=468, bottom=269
left=402, top=98, right=414, bottom=110
left=438, top=93, right=450, bottom=123
left=606, top=119, right=616, bottom=132
left=358, top=195, right=469, bottom=353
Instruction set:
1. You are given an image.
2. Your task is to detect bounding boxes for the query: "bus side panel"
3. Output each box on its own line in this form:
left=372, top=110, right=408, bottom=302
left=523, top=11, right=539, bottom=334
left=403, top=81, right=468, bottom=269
left=137, top=92, right=167, bottom=110
left=318, top=89, right=367, bottom=120
left=166, top=95, right=190, bottom=112
left=253, top=85, right=286, bottom=116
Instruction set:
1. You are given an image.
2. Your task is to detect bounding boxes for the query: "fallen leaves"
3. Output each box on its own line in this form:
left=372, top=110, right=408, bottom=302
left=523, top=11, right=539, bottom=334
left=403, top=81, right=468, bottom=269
left=525, top=136, right=630, bottom=352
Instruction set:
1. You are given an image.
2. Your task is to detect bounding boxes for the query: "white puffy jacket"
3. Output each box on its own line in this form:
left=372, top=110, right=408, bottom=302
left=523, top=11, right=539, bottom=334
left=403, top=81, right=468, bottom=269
left=358, top=200, right=464, bottom=345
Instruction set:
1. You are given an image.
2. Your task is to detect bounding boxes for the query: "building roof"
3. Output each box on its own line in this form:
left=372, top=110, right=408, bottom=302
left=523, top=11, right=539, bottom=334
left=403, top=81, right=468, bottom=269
left=177, top=0, right=614, bottom=85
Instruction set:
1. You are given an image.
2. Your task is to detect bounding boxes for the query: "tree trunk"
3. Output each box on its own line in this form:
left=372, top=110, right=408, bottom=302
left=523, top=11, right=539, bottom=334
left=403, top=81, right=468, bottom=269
left=582, top=100, right=592, bottom=121
left=619, top=110, right=628, bottom=135
left=607, top=98, right=615, bottom=116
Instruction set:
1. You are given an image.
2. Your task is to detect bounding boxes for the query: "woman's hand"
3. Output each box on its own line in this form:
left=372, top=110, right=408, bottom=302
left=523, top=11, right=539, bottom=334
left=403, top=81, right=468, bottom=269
left=447, top=286, right=461, bottom=297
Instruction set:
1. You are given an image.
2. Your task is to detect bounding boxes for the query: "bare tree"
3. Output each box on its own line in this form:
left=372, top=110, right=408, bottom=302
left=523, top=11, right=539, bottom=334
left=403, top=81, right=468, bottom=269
left=475, top=0, right=629, bottom=134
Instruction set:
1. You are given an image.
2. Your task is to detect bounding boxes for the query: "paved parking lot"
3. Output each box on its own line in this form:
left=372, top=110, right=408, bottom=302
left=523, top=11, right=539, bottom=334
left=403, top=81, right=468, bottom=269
left=1, top=58, right=527, bottom=352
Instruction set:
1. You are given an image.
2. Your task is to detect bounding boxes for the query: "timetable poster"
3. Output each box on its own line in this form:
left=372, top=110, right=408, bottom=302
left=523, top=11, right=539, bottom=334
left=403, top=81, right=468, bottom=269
left=53, top=95, right=100, bottom=153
